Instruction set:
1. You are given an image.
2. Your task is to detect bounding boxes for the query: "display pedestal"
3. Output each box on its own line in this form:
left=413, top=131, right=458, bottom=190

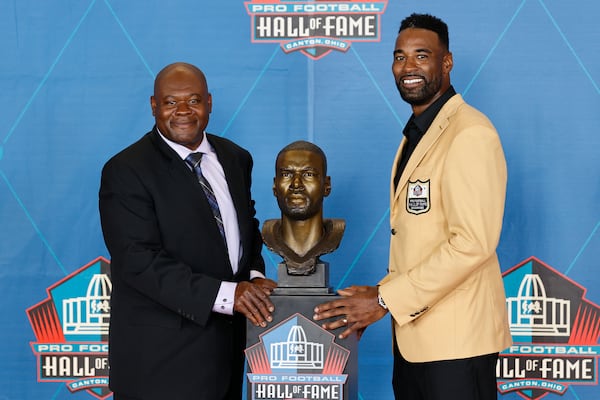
left=245, top=262, right=358, bottom=400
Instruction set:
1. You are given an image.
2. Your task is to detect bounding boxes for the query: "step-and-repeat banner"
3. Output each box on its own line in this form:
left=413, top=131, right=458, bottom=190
left=1, top=1, right=598, bottom=399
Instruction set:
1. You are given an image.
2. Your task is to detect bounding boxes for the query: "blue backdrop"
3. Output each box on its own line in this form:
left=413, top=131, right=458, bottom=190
left=1, top=1, right=599, bottom=399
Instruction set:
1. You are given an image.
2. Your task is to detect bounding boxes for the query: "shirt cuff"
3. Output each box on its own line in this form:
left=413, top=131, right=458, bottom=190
left=250, top=270, right=266, bottom=280
left=213, top=281, right=236, bottom=315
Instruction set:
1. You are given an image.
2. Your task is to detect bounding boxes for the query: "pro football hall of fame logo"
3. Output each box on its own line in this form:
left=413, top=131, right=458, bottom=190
left=498, top=256, right=600, bottom=399
left=245, top=0, right=388, bottom=60
left=246, top=313, right=350, bottom=400
left=27, top=257, right=112, bottom=399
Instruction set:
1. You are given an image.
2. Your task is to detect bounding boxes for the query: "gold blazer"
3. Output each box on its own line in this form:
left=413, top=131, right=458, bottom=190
left=379, top=94, right=512, bottom=362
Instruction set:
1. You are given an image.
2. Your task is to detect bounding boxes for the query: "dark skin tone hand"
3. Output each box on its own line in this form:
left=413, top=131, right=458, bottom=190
left=234, top=278, right=277, bottom=327
left=313, top=285, right=388, bottom=339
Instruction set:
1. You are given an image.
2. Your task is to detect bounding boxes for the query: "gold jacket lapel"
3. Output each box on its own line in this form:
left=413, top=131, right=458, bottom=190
left=392, top=95, right=463, bottom=206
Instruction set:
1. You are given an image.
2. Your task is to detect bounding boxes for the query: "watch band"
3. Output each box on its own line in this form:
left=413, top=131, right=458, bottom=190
left=377, top=290, right=388, bottom=310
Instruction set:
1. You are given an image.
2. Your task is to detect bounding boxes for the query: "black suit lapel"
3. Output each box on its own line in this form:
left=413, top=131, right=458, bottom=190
left=149, top=127, right=193, bottom=179
left=150, top=129, right=230, bottom=252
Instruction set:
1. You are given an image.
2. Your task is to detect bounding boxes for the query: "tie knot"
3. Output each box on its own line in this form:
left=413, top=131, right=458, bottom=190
left=186, top=152, right=203, bottom=168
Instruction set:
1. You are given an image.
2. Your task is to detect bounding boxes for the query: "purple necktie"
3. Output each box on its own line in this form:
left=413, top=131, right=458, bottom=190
left=185, top=152, right=226, bottom=244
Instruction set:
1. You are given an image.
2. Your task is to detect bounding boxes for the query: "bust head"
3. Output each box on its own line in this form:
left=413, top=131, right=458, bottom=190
left=273, top=140, right=331, bottom=222
left=263, top=141, right=344, bottom=275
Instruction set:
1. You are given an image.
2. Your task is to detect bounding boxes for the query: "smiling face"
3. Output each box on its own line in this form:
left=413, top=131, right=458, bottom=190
left=273, top=149, right=331, bottom=221
left=392, top=27, right=453, bottom=115
left=150, top=64, right=212, bottom=150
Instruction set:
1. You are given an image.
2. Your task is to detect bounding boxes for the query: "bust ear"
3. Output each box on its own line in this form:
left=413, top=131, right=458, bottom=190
left=323, top=176, right=332, bottom=197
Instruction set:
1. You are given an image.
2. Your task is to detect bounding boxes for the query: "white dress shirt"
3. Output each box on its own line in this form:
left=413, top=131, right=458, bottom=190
left=158, top=130, right=264, bottom=315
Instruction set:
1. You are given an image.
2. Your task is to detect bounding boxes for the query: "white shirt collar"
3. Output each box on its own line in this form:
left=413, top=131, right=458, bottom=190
left=156, top=128, right=213, bottom=160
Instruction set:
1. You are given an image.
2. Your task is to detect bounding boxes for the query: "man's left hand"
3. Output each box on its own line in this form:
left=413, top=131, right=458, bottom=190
left=313, top=285, right=388, bottom=339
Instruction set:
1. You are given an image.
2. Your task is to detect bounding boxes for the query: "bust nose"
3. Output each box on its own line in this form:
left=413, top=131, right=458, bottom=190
left=290, top=173, right=304, bottom=189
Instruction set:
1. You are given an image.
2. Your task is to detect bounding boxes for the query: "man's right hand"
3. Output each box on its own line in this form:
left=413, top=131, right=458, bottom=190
left=234, top=279, right=277, bottom=327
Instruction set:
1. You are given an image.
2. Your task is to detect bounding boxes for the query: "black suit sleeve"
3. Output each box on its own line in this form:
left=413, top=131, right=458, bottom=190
left=240, top=152, right=266, bottom=276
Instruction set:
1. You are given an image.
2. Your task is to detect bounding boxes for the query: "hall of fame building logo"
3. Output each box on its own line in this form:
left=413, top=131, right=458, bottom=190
left=498, top=256, right=600, bottom=399
left=26, top=257, right=112, bottom=400
left=246, top=313, right=349, bottom=399
left=245, top=0, right=388, bottom=60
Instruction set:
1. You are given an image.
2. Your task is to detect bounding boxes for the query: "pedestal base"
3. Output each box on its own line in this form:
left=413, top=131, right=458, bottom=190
left=274, top=262, right=333, bottom=295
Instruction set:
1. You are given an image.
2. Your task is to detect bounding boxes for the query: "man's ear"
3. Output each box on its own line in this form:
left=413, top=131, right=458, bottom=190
left=272, top=178, right=277, bottom=197
left=323, top=176, right=332, bottom=197
left=150, top=96, right=156, bottom=116
left=443, top=52, right=453, bottom=74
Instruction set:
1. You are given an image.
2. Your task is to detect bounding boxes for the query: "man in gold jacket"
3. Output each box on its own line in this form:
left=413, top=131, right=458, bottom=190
left=314, top=13, right=512, bottom=400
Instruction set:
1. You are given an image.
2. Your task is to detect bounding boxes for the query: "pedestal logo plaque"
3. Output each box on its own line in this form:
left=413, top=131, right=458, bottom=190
left=246, top=313, right=350, bottom=400
left=245, top=262, right=358, bottom=400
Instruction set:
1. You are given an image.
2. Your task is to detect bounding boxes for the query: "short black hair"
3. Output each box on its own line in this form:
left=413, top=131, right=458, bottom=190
left=399, top=13, right=449, bottom=50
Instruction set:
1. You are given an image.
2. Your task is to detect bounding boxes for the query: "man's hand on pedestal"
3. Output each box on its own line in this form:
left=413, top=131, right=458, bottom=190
left=234, top=278, right=277, bottom=327
left=313, top=285, right=388, bottom=339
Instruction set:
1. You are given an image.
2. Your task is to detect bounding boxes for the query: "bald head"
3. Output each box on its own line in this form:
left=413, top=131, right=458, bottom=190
left=154, top=62, right=207, bottom=96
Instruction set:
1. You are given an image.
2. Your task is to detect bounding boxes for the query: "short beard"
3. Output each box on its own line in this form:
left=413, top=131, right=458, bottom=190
left=396, top=75, right=442, bottom=106
left=279, top=199, right=321, bottom=221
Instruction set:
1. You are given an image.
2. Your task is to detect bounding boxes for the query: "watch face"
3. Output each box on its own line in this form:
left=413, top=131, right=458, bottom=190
left=378, top=293, right=388, bottom=310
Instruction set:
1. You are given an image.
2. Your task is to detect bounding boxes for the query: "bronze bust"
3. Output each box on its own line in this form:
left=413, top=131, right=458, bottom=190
left=262, top=140, right=345, bottom=275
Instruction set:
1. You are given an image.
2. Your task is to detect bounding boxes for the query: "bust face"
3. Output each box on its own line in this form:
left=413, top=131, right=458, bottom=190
left=273, top=149, right=331, bottom=221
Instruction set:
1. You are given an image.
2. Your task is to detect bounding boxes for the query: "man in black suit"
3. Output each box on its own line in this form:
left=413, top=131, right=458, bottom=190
left=99, top=62, right=277, bottom=400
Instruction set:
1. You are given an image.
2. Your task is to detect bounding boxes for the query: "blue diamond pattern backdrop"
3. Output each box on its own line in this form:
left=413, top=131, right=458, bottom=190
left=1, top=0, right=599, bottom=399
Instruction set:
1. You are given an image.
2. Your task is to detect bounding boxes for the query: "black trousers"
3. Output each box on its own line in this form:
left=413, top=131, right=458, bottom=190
left=393, top=344, right=499, bottom=400
left=112, top=315, right=245, bottom=400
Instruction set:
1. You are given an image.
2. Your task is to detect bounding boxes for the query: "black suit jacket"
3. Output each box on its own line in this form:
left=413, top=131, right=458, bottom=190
left=99, top=127, right=265, bottom=399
